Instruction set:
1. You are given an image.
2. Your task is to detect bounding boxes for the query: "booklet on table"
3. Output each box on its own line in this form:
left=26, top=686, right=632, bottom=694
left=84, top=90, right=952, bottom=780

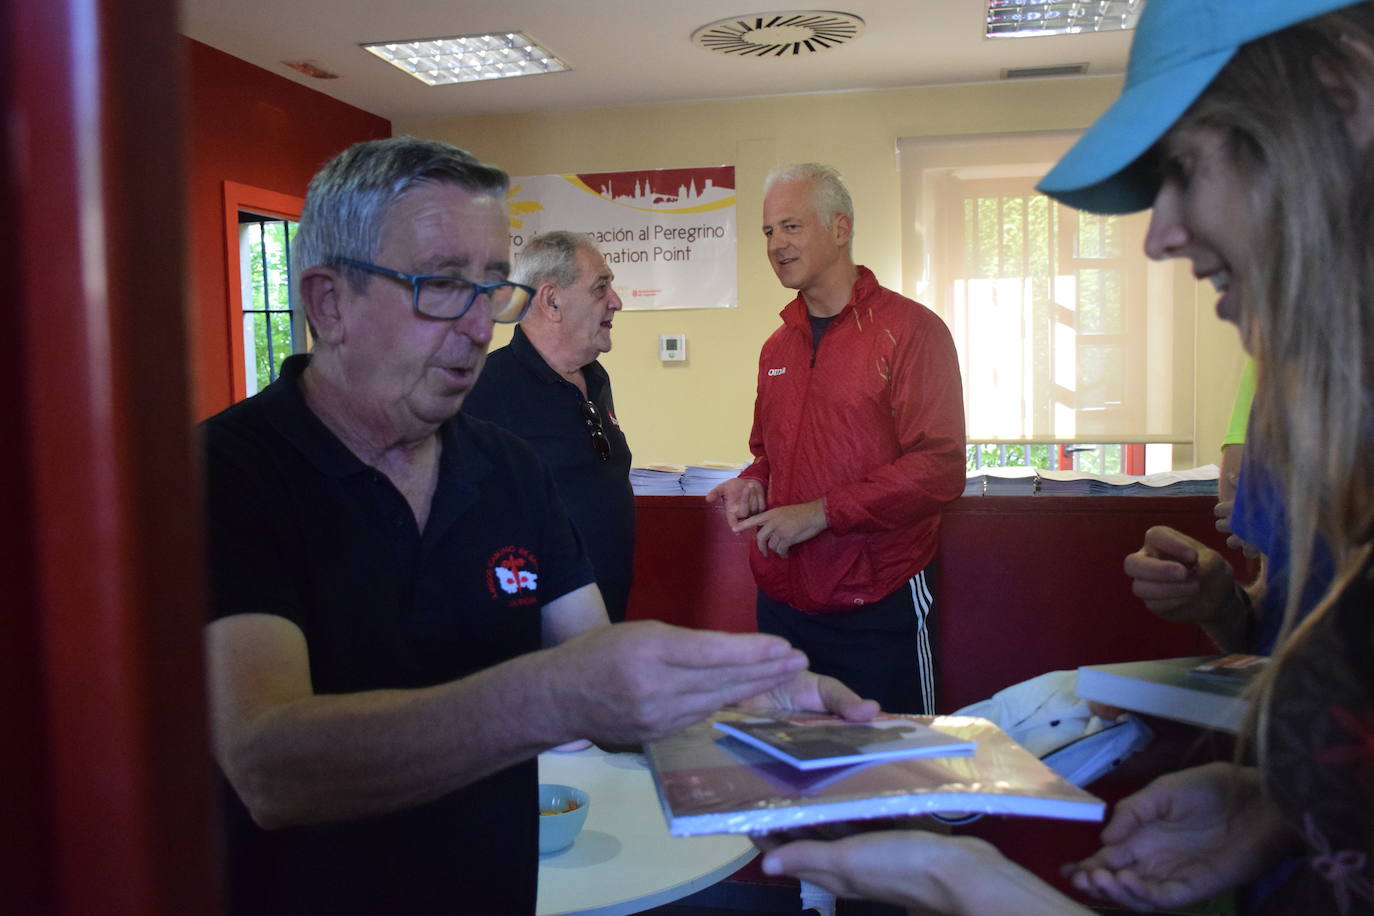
left=712, top=712, right=975, bottom=770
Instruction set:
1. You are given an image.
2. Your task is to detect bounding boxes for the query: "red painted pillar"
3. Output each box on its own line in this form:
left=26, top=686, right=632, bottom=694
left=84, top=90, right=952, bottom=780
left=1125, top=443, right=1147, bottom=476
left=5, top=0, right=219, bottom=912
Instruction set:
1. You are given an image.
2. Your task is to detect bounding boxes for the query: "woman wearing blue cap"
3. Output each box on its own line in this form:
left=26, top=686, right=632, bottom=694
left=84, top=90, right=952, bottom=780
left=759, top=1, right=1374, bottom=912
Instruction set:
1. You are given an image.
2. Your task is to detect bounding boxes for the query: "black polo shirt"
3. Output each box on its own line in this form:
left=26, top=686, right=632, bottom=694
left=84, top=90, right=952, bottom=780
left=203, top=354, right=594, bottom=916
left=465, top=326, right=636, bottom=621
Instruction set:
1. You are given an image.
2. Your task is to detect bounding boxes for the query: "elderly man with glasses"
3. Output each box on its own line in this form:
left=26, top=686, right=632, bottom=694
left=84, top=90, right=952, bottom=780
left=201, top=137, right=875, bottom=916
left=465, top=230, right=635, bottom=623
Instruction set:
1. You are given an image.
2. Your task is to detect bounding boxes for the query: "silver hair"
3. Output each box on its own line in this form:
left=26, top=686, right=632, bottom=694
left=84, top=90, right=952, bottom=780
left=513, top=230, right=598, bottom=290
left=291, top=136, right=510, bottom=295
left=763, top=162, right=855, bottom=235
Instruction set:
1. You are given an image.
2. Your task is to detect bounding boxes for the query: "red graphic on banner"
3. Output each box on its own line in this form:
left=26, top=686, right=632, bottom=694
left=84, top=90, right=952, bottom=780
left=578, top=167, right=735, bottom=208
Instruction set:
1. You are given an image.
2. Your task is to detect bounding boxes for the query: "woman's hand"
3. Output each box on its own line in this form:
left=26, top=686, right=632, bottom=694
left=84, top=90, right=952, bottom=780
left=1065, top=762, right=1296, bottom=911
left=762, top=830, right=1093, bottom=915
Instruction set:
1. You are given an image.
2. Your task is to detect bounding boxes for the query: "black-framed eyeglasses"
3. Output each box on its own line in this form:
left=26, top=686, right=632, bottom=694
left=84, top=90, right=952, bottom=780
left=333, top=257, right=535, bottom=324
left=580, top=400, right=612, bottom=463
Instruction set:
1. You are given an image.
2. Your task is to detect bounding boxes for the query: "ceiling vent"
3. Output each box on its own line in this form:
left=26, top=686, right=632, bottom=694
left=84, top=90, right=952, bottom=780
left=1002, top=62, right=1088, bottom=79
left=691, top=11, right=864, bottom=58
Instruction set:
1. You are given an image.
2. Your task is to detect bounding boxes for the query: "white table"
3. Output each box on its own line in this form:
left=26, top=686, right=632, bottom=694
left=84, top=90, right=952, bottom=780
left=536, top=745, right=757, bottom=916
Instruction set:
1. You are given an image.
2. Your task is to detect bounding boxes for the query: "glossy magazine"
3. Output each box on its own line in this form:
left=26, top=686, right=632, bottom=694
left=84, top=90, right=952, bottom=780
left=647, top=711, right=1105, bottom=836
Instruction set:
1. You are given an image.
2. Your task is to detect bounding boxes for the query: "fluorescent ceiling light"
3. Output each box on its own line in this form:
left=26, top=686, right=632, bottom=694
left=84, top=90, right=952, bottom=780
left=986, top=0, right=1142, bottom=38
left=361, top=31, right=568, bottom=86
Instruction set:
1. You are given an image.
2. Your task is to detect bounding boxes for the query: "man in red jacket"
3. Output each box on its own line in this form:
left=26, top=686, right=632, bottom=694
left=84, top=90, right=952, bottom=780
left=707, top=163, right=966, bottom=715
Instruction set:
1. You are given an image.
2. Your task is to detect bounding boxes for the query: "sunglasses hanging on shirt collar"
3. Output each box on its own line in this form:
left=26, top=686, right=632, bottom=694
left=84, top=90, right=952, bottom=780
left=580, top=400, right=611, bottom=462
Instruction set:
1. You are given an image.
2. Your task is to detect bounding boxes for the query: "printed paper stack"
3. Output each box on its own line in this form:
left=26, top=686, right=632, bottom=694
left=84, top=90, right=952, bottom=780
left=681, top=462, right=747, bottom=496
left=978, top=466, right=1039, bottom=496
left=1036, top=464, right=1219, bottom=497
left=630, top=464, right=685, bottom=495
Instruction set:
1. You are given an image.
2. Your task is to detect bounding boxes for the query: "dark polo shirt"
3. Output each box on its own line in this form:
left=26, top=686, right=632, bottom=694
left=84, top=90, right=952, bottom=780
left=203, top=354, right=593, bottom=915
left=465, top=326, right=636, bottom=621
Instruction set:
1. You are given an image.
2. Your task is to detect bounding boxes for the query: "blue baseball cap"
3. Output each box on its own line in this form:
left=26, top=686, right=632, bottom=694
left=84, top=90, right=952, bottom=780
left=1038, top=0, right=1364, bottom=214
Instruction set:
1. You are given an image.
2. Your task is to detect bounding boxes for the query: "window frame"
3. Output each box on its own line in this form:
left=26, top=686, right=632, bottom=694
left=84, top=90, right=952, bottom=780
left=221, top=181, right=304, bottom=402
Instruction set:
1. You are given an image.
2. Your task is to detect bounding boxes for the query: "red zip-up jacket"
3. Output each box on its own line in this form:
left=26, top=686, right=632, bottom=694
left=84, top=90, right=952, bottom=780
left=738, top=267, right=966, bottom=612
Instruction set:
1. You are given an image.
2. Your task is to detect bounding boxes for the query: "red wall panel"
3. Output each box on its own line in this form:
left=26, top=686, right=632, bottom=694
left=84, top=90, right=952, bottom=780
left=627, top=498, right=759, bottom=632
left=6, top=28, right=389, bottom=915
left=8, top=1, right=216, bottom=912
left=1, top=0, right=55, bottom=903
left=628, top=495, right=1234, bottom=710
left=934, top=496, right=1225, bottom=711
left=182, top=38, right=390, bottom=418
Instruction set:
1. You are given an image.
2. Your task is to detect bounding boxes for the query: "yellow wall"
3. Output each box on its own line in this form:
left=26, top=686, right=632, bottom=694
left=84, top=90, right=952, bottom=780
left=402, top=77, right=1246, bottom=468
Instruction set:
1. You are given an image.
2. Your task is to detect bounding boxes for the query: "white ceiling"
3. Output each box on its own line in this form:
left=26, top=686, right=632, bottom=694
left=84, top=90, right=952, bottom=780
left=178, top=1, right=1134, bottom=124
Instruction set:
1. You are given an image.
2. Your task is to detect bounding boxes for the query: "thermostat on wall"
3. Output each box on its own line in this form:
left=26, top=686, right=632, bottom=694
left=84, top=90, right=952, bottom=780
left=659, top=334, right=686, bottom=362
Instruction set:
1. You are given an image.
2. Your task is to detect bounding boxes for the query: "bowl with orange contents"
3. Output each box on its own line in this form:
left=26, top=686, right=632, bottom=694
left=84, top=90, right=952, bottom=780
left=537, top=784, right=590, bottom=854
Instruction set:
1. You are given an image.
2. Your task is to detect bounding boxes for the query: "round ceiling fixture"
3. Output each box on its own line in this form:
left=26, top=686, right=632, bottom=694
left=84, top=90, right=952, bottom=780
left=691, top=11, right=865, bottom=58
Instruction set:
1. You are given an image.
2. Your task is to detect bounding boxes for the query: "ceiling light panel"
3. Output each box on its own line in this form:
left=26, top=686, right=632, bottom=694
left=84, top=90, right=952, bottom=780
left=986, top=0, right=1142, bottom=39
left=361, top=32, right=568, bottom=86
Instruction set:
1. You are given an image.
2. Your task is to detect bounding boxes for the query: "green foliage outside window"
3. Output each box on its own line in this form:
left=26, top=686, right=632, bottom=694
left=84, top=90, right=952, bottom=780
left=965, top=443, right=1056, bottom=471
left=242, top=218, right=297, bottom=396
left=966, top=442, right=1124, bottom=473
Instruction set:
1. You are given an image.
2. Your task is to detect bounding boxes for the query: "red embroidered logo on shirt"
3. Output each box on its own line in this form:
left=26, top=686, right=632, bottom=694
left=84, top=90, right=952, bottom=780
left=486, top=546, right=540, bottom=606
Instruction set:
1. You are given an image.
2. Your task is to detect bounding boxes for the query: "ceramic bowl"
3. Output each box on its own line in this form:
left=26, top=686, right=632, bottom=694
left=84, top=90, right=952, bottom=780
left=537, top=783, right=590, bottom=854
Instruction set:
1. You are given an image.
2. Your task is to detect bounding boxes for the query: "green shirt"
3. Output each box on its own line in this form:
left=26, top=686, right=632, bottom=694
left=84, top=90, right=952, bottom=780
left=1222, top=358, right=1255, bottom=447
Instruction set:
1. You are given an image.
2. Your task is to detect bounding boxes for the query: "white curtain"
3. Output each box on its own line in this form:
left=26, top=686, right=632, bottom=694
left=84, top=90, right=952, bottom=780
left=898, top=133, right=1194, bottom=446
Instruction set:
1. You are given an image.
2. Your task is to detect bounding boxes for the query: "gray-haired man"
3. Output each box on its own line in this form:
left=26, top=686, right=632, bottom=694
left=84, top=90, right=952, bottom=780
left=465, top=231, right=635, bottom=622
left=708, top=162, right=966, bottom=716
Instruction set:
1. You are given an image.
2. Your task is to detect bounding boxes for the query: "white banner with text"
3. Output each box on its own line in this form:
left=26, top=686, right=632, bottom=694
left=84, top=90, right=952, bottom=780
left=508, top=166, right=737, bottom=310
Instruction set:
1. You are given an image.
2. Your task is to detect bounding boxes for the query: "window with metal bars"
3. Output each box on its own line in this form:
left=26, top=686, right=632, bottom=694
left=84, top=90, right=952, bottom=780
left=238, top=213, right=305, bottom=396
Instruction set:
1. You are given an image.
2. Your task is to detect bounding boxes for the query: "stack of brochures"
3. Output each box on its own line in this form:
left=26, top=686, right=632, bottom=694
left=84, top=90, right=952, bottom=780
left=964, top=466, right=1038, bottom=496
left=681, top=462, right=746, bottom=496
left=630, top=464, right=685, bottom=495
left=962, top=464, right=1220, bottom=497
left=1036, top=464, right=1219, bottom=497
left=646, top=711, right=1105, bottom=836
